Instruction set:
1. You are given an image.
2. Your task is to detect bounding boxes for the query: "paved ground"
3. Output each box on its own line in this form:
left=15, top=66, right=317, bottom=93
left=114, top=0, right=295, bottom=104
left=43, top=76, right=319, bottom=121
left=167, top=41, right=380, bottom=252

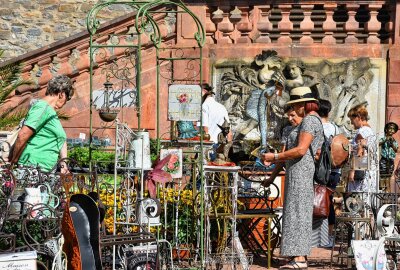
left=250, top=246, right=348, bottom=269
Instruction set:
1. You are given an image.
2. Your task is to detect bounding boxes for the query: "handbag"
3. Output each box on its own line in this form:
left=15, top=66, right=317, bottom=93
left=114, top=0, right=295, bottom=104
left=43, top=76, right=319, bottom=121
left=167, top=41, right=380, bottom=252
left=1, top=126, right=21, bottom=162
left=1, top=101, right=48, bottom=163
left=313, top=184, right=334, bottom=218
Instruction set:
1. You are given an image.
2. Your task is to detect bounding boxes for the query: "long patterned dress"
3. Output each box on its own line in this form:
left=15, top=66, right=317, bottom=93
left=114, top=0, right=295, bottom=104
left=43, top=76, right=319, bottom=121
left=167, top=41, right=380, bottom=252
left=280, top=115, right=324, bottom=256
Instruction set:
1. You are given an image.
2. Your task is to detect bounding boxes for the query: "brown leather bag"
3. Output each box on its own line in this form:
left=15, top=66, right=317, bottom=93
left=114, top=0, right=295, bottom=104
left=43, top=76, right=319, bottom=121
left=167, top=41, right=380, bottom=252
left=313, top=184, right=334, bottom=218
left=330, top=134, right=350, bottom=168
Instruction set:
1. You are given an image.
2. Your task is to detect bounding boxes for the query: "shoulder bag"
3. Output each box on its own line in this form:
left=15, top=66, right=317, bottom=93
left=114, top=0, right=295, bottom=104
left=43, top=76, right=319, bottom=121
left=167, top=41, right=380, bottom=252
left=306, top=116, right=334, bottom=218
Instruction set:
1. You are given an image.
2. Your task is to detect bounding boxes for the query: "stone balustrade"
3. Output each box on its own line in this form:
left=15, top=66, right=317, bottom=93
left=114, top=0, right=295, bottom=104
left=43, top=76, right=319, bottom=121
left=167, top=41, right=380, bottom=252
left=205, top=2, right=392, bottom=44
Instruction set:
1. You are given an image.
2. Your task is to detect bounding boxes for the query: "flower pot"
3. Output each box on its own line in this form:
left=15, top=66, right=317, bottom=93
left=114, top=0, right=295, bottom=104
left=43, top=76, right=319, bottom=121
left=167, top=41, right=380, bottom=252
left=98, top=109, right=119, bottom=122
left=172, top=245, right=191, bottom=260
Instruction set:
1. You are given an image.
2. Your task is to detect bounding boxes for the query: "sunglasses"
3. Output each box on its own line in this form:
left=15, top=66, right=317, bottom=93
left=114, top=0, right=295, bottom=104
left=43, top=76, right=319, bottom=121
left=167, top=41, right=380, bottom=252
left=349, top=114, right=358, bottom=118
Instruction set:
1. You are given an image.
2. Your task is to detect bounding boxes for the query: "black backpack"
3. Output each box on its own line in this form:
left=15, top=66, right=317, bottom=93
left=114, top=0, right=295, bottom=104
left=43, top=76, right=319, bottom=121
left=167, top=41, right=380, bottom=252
left=309, top=117, right=332, bottom=186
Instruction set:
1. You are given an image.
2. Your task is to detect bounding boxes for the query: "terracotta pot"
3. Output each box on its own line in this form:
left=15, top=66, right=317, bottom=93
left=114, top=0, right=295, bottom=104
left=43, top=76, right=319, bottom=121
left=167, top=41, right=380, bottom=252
left=172, top=246, right=191, bottom=259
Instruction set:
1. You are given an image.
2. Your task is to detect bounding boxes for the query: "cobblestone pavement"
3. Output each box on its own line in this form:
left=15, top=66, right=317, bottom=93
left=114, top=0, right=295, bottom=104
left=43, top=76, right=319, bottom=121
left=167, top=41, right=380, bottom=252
left=250, top=247, right=348, bottom=269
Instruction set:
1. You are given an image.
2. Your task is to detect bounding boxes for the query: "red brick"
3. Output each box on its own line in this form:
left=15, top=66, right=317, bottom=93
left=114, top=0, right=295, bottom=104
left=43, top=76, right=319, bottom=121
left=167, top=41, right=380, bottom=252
left=388, top=60, right=400, bottom=83
left=386, top=84, right=400, bottom=107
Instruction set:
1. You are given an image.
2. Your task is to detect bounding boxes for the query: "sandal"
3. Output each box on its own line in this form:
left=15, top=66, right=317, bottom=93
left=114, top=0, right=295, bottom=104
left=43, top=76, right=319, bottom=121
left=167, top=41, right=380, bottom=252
left=279, top=260, right=308, bottom=269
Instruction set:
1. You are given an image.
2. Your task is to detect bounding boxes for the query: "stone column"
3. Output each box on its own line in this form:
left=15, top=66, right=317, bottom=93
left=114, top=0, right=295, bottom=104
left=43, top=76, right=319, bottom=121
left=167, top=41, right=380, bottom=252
left=211, top=7, right=224, bottom=43
left=299, top=4, right=314, bottom=44
left=344, top=4, right=360, bottom=44
left=235, top=6, right=253, bottom=43
left=394, top=1, right=400, bottom=45
left=255, top=5, right=272, bottom=43
left=385, top=5, right=394, bottom=44
left=57, top=50, right=73, bottom=76
left=365, top=4, right=382, bottom=44
left=216, top=6, right=234, bottom=44
left=277, top=5, right=293, bottom=44
left=37, top=58, right=53, bottom=88
left=322, top=3, right=337, bottom=44
left=75, top=43, right=90, bottom=74
left=205, top=6, right=216, bottom=44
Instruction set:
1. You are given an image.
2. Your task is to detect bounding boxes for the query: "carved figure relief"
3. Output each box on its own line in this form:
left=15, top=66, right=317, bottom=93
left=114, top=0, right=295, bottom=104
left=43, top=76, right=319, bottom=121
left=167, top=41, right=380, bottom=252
left=219, top=50, right=286, bottom=152
left=214, top=50, right=379, bottom=154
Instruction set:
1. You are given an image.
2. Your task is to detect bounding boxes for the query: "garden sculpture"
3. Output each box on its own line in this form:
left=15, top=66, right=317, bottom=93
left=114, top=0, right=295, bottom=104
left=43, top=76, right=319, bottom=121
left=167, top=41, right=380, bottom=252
left=215, top=118, right=232, bottom=162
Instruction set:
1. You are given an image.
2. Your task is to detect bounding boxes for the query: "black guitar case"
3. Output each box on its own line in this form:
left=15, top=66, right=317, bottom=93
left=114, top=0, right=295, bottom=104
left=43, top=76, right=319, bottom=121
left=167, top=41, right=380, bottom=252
left=62, top=194, right=102, bottom=270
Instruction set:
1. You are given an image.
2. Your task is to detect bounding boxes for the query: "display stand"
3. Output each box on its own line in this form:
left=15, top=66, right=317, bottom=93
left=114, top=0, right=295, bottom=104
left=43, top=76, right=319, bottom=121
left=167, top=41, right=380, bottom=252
left=203, top=165, right=253, bottom=269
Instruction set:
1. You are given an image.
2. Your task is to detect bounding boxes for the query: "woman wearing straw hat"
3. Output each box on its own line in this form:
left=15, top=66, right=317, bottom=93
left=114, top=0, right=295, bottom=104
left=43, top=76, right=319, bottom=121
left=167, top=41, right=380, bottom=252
left=262, top=86, right=324, bottom=269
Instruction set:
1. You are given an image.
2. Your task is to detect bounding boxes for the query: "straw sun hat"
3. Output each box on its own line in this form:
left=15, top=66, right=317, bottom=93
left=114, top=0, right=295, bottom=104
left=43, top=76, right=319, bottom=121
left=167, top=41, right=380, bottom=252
left=286, top=86, right=317, bottom=105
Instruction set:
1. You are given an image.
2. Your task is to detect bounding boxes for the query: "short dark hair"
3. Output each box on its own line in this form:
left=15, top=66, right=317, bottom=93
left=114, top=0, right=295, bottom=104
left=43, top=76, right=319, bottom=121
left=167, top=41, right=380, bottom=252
left=202, top=83, right=214, bottom=92
left=46, top=75, right=74, bottom=100
left=283, top=105, right=293, bottom=114
left=317, top=99, right=332, bottom=117
left=384, top=122, right=399, bottom=133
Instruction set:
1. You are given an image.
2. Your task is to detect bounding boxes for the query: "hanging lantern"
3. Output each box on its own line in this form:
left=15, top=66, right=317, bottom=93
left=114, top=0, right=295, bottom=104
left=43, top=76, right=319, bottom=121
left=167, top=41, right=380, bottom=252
left=98, top=80, right=119, bottom=122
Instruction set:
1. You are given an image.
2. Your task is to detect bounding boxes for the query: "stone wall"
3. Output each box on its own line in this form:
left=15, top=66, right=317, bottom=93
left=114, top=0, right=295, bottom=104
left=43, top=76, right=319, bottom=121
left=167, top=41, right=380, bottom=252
left=0, top=0, right=133, bottom=61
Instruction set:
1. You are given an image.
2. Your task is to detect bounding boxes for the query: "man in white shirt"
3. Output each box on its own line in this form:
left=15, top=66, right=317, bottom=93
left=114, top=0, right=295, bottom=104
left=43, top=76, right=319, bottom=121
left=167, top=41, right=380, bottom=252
left=201, top=83, right=232, bottom=144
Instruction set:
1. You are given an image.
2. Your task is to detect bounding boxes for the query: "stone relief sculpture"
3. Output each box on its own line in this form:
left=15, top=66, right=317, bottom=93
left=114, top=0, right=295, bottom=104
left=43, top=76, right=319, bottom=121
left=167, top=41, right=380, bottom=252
left=220, top=50, right=286, bottom=153
left=216, top=51, right=375, bottom=154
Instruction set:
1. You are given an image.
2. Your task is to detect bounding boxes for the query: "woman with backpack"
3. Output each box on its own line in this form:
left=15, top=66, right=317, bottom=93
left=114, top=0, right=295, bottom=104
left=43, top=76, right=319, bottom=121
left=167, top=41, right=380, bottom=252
left=262, top=86, right=324, bottom=269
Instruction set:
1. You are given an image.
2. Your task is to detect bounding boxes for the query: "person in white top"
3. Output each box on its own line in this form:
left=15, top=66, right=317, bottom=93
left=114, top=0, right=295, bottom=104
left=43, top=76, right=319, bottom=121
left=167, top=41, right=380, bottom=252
left=201, top=83, right=232, bottom=144
left=347, top=104, right=377, bottom=192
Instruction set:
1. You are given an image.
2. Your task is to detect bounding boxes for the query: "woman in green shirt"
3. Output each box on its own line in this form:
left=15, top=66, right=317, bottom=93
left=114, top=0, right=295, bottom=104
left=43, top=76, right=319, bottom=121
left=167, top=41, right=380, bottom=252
left=10, top=75, right=74, bottom=173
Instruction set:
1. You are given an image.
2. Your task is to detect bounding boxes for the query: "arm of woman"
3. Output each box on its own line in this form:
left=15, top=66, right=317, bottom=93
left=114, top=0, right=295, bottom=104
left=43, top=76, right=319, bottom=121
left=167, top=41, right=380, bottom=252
left=10, top=126, right=34, bottom=165
left=262, top=131, right=314, bottom=162
left=59, top=141, right=70, bottom=174
left=348, top=170, right=355, bottom=182
left=261, top=162, right=285, bottom=187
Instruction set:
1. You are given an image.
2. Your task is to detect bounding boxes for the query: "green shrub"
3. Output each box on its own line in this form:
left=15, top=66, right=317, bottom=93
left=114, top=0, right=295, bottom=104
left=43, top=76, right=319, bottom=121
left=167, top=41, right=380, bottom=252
left=68, top=147, right=114, bottom=170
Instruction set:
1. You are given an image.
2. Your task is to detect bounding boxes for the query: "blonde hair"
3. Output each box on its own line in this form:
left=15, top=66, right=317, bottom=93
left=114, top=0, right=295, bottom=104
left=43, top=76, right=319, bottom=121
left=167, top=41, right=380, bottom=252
left=347, top=104, right=369, bottom=121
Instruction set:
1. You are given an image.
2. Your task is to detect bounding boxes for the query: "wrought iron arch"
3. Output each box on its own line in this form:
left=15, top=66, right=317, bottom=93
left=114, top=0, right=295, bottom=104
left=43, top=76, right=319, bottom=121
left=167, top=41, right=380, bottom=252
left=86, top=1, right=205, bottom=269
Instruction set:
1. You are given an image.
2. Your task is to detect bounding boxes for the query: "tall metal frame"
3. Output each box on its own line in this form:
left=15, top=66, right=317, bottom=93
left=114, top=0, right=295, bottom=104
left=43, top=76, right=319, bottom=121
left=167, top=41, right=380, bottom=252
left=86, top=1, right=205, bottom=269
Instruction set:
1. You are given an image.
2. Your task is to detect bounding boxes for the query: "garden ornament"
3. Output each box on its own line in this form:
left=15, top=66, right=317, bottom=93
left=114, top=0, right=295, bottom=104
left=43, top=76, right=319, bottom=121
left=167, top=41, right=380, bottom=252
left=241, top=50, right=286, bottom=151
left=177, top=121, right=199, bottom=139
left=379, top=122, right=399, bottom=175
left=215, top=119, right=232, bottom=162
left=146, top=154, right=173, bottom=198
left=127, top=130, right=152, bottom=169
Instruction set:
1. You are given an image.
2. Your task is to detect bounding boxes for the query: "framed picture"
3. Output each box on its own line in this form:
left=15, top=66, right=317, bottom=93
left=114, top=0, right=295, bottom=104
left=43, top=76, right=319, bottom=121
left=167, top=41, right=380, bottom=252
left=160, top=148, right=183, bottom=178
left=168, top=84, right=202, bottom=121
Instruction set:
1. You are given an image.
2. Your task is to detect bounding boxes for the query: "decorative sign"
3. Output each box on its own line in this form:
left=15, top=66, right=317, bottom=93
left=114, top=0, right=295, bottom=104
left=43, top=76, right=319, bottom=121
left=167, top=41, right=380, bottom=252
left=93, top=88, right=136, bottom=109
left=160, top=148, right=183, bottom=178
left=79, top=133, right=86, bottom=140
left=0, top=251, right=37, bottom=270
left=168, top=84, right=201, bottom=121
